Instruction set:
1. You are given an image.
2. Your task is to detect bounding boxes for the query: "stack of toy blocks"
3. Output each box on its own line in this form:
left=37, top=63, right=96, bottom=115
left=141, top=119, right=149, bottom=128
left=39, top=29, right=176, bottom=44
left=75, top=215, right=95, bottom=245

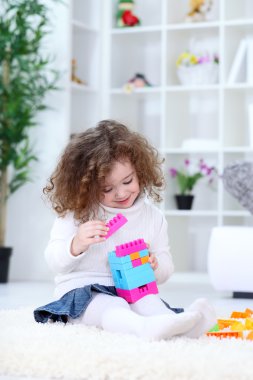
left=206, top=308, right=253, bottom=340
left=108, top=238, right=158, bottom=303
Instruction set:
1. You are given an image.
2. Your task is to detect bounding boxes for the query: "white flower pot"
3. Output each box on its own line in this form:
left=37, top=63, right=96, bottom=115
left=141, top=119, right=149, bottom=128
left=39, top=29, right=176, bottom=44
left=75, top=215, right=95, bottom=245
left=177, top=63, right=219, bottom=85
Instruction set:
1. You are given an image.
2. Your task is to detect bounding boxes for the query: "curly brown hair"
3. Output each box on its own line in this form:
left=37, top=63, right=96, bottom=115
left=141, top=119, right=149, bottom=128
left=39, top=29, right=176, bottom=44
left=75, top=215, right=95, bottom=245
left=44, top=120, right=165, bottom=221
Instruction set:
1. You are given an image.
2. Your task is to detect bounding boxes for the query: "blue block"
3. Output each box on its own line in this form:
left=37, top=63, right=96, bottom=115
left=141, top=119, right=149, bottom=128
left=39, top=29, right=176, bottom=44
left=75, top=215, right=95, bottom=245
left=110, top=263, right=155, bottom=290
left=108, top=251, right=131, bottom=264
left=139, top=249, right=149, bottom=258
left=109, top=260, right=133, bottom=271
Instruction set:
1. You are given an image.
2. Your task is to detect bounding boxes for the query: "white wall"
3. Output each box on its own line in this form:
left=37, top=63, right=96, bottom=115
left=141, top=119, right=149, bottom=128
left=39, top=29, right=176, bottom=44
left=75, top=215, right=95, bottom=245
left=7, top=1, right=71, bottom=281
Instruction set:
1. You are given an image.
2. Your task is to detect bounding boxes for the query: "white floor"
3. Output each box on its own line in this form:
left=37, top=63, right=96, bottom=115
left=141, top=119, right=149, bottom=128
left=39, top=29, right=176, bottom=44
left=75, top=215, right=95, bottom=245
left=0, top=272, right=251, bottom=317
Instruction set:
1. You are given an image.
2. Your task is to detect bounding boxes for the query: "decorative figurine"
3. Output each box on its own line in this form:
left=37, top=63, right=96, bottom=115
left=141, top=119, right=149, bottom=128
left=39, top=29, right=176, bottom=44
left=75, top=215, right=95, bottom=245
left=71, top=59, right=86, bottom=85
left=185, top=0, right=213, bottom=23
left=116, top=0, right=141, bottom=28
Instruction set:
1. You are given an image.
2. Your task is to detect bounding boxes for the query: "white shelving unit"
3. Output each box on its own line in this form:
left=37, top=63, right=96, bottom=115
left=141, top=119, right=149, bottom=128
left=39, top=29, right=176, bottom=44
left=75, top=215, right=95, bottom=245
left=69, top=0, right=253, bottom=272
left=69, top=0, right=102, bottom=135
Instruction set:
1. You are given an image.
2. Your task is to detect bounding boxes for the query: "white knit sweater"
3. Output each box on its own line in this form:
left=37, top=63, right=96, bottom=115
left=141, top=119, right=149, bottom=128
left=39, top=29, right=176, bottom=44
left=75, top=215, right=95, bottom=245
left=45, top=195, right=174, bottom=299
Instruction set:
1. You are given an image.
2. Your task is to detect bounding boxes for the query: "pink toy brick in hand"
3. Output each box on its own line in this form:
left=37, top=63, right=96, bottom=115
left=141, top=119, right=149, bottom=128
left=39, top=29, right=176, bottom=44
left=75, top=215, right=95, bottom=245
left=105, top=213, right=128, bottom=239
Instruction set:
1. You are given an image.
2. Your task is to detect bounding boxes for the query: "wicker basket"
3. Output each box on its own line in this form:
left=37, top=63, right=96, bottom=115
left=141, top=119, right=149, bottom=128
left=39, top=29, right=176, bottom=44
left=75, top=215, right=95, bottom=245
left=177, top=62, right=218, bottom=85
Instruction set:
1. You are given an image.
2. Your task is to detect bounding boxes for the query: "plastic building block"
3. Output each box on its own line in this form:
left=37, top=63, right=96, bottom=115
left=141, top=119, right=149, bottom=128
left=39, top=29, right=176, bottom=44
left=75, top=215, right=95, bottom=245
left=139, top=249, right=149, bottom=257
left=115, top=239, right=147, bottom=257
left=217, top=319, right=239, bottom=330
left=141, top=256, right=149, bottom=265
left=230, top=322, right=245, bottom=331
left=245, top=308, right=253, bottom=317
left=108, top=238, right=158, bottom=303
left=116, top=281, right=158, bottom=303
left=206, top=331, right=243, bottom=339
left=247, top=331, right=253, bottom=340
left=130, top=252, right=140, bottom=260
left=131, top=258, right=142, bottom=267
left=230, top=311, right=248, bottom=319
left=108, top=251, right=131, bottom=264
left=105, top=213, right=127, bottom=239
left=207, top=308, right=253, bottom=340
left=208, top=323, right=220, bottom=332
left=245, top=318, right=253, bottom=330
left=110, top=263, right=155, bottom=290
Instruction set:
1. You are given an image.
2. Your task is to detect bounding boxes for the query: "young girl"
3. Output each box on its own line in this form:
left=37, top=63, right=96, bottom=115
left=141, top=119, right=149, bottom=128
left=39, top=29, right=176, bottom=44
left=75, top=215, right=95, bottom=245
left=34, top=120, right=216, bottom=340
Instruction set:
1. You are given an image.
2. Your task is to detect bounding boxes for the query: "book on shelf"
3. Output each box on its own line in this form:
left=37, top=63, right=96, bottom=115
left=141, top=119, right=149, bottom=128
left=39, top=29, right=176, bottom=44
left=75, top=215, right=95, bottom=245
left=228, top=37, right=253, bottom=84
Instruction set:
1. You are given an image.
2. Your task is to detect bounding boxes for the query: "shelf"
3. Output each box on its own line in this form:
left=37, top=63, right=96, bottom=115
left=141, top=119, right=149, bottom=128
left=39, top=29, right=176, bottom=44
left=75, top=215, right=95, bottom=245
left=110, top=87, right=162, bottom=95
left=161, top=148, right=219, bottom=154
left=111, top=25, right=162, bottom=34
left=71, top=82, right=97, bottom=93
left=224, top=83, right=253, bottom=90
left=166, top=85, right=220, bottom=92
left=166, top=21, right=220, bottom=31
left=165, top=210, right=218, bottom=217
left=224, top=19, right=253, bottom=27
left=222, top=210, right=251, bottom=217
left=72, top=19, right=98, bottom=33
left=69, top=0, right=253, bottom=272
left=223, top=147, right=253, bottom=153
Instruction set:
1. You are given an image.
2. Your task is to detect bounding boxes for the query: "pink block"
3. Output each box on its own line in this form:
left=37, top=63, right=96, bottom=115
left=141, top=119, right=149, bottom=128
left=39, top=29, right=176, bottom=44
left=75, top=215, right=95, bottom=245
left=131, top=258, right=142, bottom=267
left=105, top=214, right=128, bottom=239
left=115, top=238, right=147, bottom=257
left=116, top=281, right=158, bottom=303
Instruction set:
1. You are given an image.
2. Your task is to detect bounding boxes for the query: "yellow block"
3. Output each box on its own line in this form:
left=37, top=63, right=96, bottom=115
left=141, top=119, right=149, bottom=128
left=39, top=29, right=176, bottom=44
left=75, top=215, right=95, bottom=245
left=230, top=322, right=245, bottom=331
left=217, top=319, right=238, bottom=329
left=245, top=318, right=253, bottom=330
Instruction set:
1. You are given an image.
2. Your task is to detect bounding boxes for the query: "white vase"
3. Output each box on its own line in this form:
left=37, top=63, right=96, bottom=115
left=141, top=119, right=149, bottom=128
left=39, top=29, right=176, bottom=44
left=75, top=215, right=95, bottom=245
left=177, top=63, right=219, bottom=85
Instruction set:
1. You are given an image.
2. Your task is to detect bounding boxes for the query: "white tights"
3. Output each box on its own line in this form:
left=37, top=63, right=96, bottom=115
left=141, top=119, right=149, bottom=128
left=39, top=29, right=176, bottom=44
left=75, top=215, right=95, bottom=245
left=71, top=293, right=216, bottom=341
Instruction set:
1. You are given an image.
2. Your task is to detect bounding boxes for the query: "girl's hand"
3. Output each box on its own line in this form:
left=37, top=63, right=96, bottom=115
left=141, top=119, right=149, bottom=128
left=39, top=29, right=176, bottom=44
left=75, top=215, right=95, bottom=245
left=70, top=220, right=109, bottom=256
left=149, top=252, right=158, bottom=271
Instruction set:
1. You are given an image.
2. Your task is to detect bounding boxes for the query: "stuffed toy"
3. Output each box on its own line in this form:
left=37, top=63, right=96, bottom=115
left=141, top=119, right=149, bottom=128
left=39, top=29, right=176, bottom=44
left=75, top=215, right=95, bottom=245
left=116, top=0, right=141, bottom=28
left=223, top=161, right=253, bottom=214
left=185, top=0, right=213, bottom=22
left=123, top=73, right=152, bottom=93
left=71, top=59, right=86, bottom=85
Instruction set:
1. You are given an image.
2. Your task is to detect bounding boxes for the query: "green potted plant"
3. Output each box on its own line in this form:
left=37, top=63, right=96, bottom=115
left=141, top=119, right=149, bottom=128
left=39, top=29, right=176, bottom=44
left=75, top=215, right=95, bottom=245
left=0, top=0, right=59, bottom=282
left=169, top=158, right=217, bottom=210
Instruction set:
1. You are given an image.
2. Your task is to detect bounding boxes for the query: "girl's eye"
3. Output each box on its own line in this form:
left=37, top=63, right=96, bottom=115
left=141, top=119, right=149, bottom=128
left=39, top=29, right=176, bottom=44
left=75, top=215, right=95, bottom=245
left=123, top=178, right=133, bottom=185
left=103, top=188, right=112, bottom=193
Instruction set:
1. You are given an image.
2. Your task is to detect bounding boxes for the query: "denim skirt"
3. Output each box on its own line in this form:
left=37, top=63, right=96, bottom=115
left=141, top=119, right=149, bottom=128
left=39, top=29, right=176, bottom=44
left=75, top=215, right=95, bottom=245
left=33, top=283, right=184, bottom=324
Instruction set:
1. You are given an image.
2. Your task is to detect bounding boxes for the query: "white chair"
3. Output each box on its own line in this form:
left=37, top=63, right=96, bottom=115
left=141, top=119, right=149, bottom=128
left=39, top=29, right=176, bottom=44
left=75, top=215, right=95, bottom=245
left=207, top=226, right=253, bottom=298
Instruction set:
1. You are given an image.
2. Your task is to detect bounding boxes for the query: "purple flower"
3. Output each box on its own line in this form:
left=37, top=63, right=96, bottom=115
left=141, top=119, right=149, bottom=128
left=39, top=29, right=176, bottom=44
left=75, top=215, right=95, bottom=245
left=169, top=168, right=177, bottom=177
left=169, top=158, right=218, bottom=195
left=198, top=55, right=211, bottom=64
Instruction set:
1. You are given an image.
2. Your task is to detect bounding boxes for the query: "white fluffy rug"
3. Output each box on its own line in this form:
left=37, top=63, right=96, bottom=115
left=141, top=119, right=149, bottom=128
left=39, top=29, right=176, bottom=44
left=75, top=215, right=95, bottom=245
left=1, top=308, right=253, bottom=380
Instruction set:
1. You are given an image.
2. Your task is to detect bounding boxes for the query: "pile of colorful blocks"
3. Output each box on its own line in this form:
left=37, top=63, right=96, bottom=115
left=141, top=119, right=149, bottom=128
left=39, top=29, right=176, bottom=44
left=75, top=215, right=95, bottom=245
left=108, top=238, right=158, bottom=303
left=207, top=308, right=253, bottom=340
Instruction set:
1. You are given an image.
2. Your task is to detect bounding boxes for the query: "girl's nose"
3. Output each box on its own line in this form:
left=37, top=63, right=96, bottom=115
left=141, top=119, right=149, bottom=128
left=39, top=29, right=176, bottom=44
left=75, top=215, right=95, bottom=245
left=115, top=188, right=125, bottom=199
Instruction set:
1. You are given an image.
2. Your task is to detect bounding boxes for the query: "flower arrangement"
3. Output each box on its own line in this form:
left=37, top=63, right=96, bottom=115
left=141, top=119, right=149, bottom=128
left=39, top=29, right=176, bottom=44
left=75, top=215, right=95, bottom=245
left=169, top=158, right=217, bottom=195
left=176, top=52, right=219, bottom=68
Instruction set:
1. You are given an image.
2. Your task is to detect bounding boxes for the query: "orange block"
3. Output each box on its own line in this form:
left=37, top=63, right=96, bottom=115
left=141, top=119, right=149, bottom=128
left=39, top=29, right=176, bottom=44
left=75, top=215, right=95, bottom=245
left=246, top=331, right=253, bottom=340
left=245, top=308, right=253, bottom=317
left=141, top=256, right=149, bottom=264
left=206, top=331, right=243, bottom=339
left=230, top=311, right=248, bottom=319
left=217, top=319, right=238, bottom=329
left=130, top=252, right=140, bottom=260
